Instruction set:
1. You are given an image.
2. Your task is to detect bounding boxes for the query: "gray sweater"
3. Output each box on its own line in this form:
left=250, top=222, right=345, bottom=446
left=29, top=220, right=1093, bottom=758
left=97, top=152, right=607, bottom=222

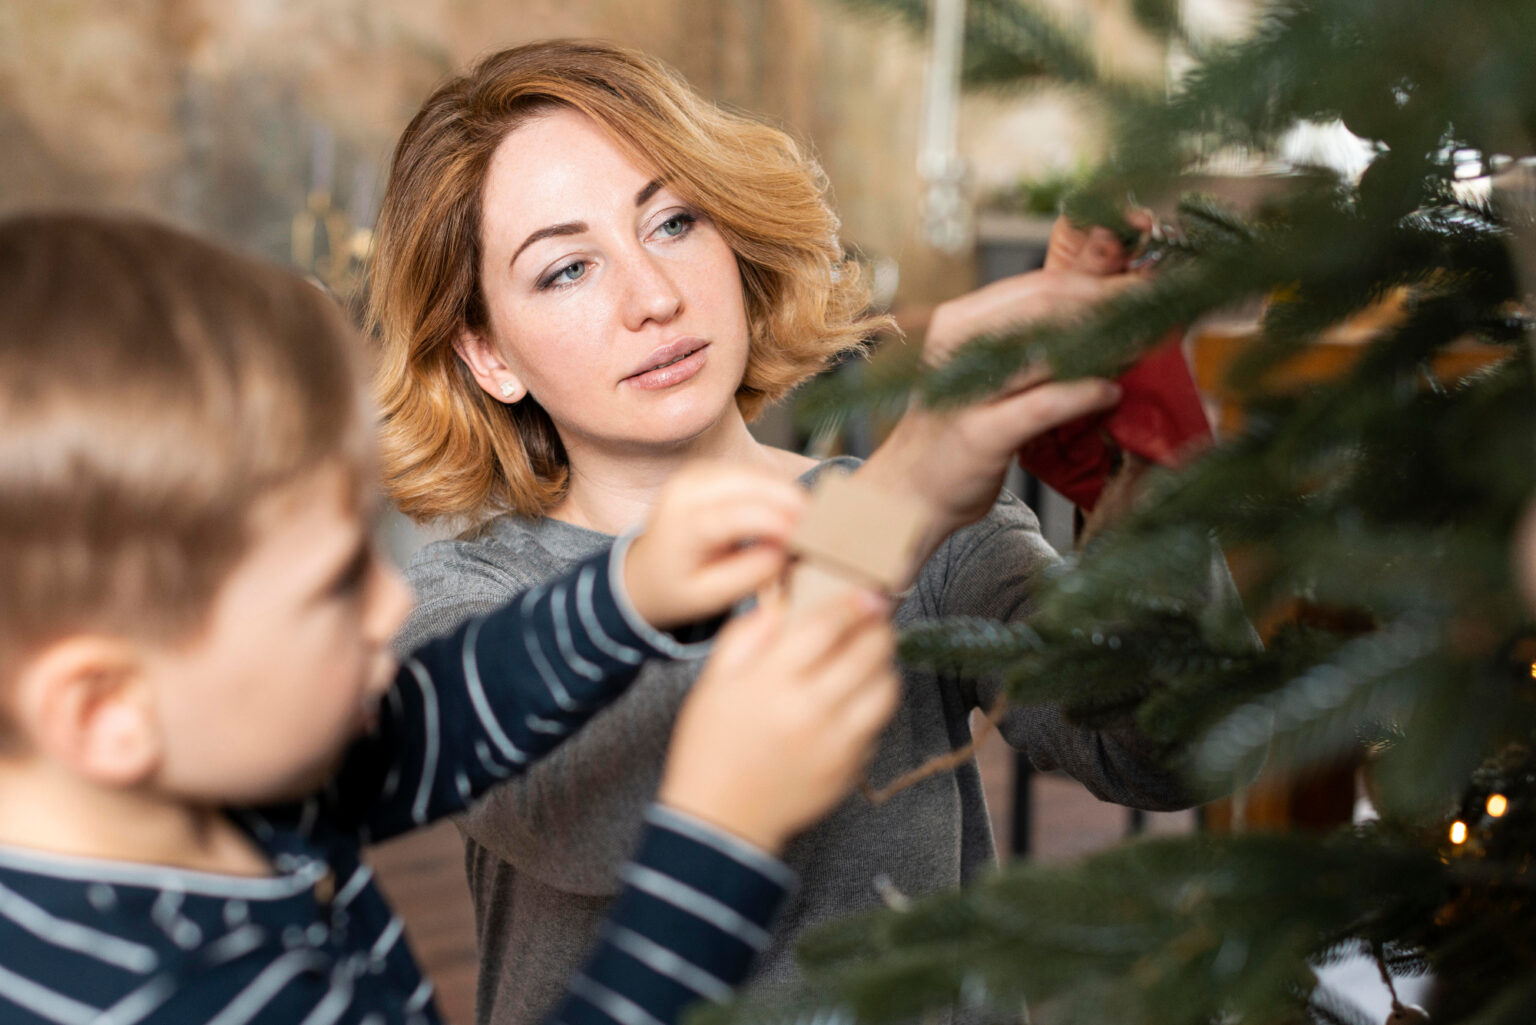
left=397, top=459, right=1194, bottom=1025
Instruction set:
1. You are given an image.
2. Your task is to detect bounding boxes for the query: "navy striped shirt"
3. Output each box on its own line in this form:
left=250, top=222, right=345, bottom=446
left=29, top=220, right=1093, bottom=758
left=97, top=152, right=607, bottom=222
left=0, top=541, right=792, bottom=1025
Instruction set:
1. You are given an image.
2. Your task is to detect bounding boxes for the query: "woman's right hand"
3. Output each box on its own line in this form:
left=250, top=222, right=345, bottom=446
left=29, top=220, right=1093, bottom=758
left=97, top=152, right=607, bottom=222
left=656, top=591, right=899, bottom=855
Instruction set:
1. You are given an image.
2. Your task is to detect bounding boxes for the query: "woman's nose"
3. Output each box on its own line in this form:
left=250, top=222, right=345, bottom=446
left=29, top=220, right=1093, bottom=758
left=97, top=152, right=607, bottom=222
left=621, top=251, right=683, bottom=329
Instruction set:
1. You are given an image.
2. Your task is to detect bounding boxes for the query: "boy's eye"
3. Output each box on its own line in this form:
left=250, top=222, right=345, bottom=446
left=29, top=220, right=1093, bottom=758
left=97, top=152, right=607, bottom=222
left=330, top=545, right=374, bottom=599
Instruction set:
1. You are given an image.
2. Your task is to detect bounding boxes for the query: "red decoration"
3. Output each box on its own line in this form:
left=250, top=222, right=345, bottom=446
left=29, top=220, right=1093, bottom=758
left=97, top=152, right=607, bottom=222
left=1017, top=330, right=1212, bottom=510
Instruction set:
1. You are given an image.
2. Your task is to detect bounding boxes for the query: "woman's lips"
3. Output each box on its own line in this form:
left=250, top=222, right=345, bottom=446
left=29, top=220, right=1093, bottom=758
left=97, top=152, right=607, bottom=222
left=623, top=342, right=709, bottom=391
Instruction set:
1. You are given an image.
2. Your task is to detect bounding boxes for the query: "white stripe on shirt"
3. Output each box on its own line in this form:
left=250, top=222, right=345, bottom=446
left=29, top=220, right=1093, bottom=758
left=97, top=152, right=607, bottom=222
left=551, top=583, right=603, bottom=680
left=295, top=963, right=352, bottom=1025
left=402, top=658, right=441, bottom=826
left=460, top=617, right=530, bottom=764
left=645, top=806, right=797, bottom=889
left=297, top=798, right=320, bottom=839
left=520, top=589, right=577, bottom=711
left=96, top=973, right=177, bottom=1025
left=0, top=845, right=321, bottom=900
left=618, top=864, right=771, bottom=950
left=606, top=532, right=711, bottom=660
left=600, top=923, right=733, bottom=1002
left=332, top=865, right=373, bottom=911
left=370, top=914, right=405, bottom=963
left=0, top=880, right=158, bottom=973
left=0, top=961, right=99, bottom=1025
left=524, top=713, right=565, bottom=735
left=570, top=973, right=667, bottom=1025
left=201, top=925, right=266, bottom=966
left=404, top=978, right=434, bottom=1013
left=576, top=564, right=643, bottom=664
left=204, top=949, right=330, bottom=1025
left=150, top=888, right=202, bottom=950
left=474, top=741, right=515, bottom=780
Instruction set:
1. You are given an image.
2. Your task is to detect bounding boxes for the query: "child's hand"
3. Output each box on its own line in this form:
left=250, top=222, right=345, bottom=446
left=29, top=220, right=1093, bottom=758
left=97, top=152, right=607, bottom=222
left=624, top=463, right=808, bottom=630
left=656, top=591, right=899, bottom=854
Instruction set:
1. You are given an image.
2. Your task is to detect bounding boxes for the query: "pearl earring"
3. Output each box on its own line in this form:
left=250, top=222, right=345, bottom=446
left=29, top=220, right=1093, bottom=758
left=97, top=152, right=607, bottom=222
left=499, top=381, right=519, bottom=400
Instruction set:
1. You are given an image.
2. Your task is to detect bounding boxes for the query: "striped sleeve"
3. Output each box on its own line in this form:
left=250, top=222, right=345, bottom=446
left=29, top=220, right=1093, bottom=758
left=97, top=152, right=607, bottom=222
left=547, top=805, right=794, bottom=1025
left=329, top=544, right=710, bottom=841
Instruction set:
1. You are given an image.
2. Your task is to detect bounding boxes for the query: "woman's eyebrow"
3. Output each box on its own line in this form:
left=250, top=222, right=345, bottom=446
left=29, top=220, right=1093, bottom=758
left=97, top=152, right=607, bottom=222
left=635, top=178, right=663, bottom=206
left=510, top=222, right=587, bottom=269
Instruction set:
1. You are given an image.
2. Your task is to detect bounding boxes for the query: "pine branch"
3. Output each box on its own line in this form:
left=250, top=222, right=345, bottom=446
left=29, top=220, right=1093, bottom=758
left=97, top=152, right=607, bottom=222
left=1190, top=617, right=1443, bottom=781
left=767, top=4, right=1536, bottom=1024
left=707, top=832, right=1444, bottom=1025
left=790, top=343, right=919, bottom=438
left=959, top=0, right=1099, bottom=92
left=830, top=0, right=1103, bottom=92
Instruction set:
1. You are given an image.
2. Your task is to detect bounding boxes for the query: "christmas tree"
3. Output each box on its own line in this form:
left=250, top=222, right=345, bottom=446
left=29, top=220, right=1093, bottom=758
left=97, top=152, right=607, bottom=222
left=714, top=2, right=1536, bottom=1024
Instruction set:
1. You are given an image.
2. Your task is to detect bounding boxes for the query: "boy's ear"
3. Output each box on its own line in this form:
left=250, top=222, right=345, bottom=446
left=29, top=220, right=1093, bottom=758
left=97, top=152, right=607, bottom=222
left=14, top=637, right=161, bottom=786
left=453, top=328, right=527, bottom=404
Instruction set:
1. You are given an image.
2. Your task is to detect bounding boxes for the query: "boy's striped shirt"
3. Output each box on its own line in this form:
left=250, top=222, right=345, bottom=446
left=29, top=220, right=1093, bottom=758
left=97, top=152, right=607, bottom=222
left=0, top=543, right=791, bottom=1025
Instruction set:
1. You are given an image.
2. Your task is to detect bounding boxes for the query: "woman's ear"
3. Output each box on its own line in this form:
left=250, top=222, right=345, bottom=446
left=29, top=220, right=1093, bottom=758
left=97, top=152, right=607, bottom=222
left=14, top=637, right=161, bottom=787
left=453, top=328, right=527, bottom=404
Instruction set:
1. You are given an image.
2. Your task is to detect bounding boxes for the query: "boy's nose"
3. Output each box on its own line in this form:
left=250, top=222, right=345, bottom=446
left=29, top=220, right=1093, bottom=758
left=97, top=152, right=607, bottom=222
left=367, top=558, right=415, bottom=647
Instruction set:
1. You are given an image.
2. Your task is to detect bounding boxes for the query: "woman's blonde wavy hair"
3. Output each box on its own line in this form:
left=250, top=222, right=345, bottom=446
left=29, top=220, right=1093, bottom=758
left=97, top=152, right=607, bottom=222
left=369, top=38, right=884, bottom=524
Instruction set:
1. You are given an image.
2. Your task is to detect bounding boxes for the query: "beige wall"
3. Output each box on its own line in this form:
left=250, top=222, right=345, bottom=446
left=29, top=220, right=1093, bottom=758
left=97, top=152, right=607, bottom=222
left=0, top=1, right=1259, bottom=309
left=0, top=0, right=986, bottom=307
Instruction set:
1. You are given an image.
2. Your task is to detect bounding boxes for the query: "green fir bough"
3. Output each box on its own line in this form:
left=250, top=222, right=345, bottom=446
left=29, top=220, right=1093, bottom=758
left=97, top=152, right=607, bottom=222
left=722, top=1, right=1536, bottom=1024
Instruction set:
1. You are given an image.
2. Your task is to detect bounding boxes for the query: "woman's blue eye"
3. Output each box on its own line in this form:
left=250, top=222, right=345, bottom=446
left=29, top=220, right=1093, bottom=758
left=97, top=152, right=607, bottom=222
left=657, top=213, right=695, bottom=238
left=541, top=261, right=586, bottom=288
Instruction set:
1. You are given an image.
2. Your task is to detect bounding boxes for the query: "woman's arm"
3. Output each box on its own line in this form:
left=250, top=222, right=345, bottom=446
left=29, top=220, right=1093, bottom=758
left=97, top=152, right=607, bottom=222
left=922, top=492, right=1199, bottom=810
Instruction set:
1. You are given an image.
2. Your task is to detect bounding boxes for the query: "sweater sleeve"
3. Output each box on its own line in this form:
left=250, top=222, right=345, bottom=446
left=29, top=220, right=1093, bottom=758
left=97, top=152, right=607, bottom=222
left=328, top=539, right=708, bottom=844
left=927, top=490, right=1198, bottom=811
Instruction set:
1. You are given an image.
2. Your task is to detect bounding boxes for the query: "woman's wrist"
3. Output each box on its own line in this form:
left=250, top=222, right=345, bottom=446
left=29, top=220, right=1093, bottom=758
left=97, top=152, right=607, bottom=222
left=856, top=415, right=965, bottom=571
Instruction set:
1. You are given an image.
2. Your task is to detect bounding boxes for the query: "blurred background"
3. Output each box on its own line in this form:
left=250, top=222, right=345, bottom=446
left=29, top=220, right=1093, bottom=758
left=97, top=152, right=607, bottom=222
left=0, top=2, right=1256, bottom=1020
left=0, top=0, right=1260, bottom=322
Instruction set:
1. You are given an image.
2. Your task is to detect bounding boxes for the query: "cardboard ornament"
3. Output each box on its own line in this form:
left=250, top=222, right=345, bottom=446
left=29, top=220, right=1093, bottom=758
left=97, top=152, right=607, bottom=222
left=783, top=472, right=929, bottom=615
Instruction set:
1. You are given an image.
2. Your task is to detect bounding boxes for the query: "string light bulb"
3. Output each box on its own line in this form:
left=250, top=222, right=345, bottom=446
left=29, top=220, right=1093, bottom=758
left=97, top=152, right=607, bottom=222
left=1487, top=794, right=1509, bottom=818
left=1449, top=820, right=1468, bottom=844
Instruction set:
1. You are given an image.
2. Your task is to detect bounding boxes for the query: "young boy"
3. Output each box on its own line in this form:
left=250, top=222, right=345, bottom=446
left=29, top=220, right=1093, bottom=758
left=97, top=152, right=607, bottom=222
left=0, top=213, right=898, bottom=1025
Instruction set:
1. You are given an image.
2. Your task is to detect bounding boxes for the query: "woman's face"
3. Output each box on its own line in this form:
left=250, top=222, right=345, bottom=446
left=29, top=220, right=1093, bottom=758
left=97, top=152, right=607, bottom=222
left=459, top=108, right=753, bottom=457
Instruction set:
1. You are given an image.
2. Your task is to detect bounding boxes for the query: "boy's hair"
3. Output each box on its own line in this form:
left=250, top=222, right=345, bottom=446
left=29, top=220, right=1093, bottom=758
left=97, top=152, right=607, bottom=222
left=0, top=212, right=371, bottom=695
left=369, top=39, right=887, bottom=524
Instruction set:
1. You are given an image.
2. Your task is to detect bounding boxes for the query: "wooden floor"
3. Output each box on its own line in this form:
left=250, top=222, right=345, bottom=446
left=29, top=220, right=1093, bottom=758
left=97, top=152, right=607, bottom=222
left=370, top=822, right=481, bottom=1025
left=369, top=715, right=1196, bottom=1025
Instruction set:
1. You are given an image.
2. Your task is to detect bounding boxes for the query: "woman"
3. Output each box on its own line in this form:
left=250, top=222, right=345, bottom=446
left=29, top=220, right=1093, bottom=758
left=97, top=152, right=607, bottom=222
left=371, top=39, right=1190, bottom=1025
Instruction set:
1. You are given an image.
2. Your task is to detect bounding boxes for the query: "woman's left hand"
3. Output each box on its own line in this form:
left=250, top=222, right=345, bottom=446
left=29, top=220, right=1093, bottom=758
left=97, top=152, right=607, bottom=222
left=857, top=279, right=1128, bottom=577
left=857, top=214, right=1151, bottom=579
